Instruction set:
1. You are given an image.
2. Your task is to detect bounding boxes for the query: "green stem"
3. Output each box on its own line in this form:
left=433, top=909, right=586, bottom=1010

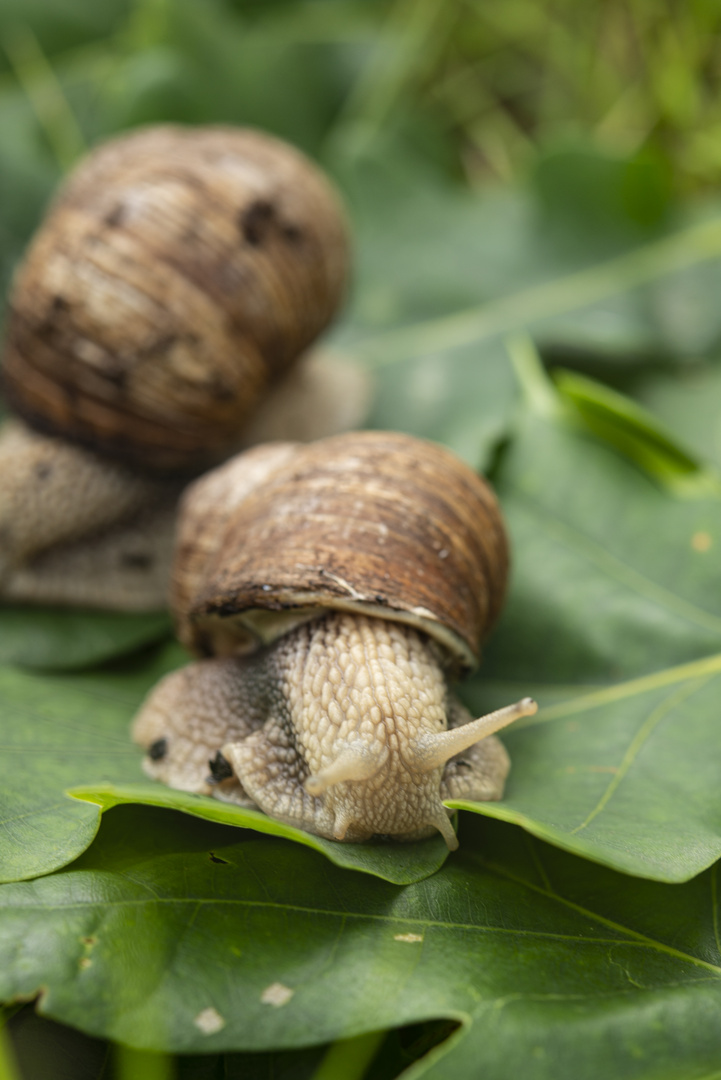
left=506, top=333, right=564, bottom=419
left=0, top=1024, right=21, bottom=1080
left=354, top=215, right=721, bottom=367
left=310, top=1029, right=387, bottom=1080
left=3, top=24, right=86, bottom=172
left=114, top=1044, right=175, bottom=1080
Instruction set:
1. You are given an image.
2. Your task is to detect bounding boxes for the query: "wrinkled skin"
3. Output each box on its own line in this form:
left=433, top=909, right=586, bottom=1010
left=0, top=420, right=176, bottom=609
left=133, top=611, right=536, bottom=849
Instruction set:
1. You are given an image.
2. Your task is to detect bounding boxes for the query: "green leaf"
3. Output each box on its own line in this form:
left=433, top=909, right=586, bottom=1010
left=68, top=784, right=450, bottom=886
left=633, top=360, right=721, bottom=472
left=532, top=141, right=673, bottom=239
left=553, top=367, right=719, bottom=496
left=0, top=607, right=172, bottom=670
left=0, top=0, right=130, bottom=75
left=485, top=409, right=721, bottom=686
left=0, top=645, right=448, bottom=886
left=2, top=807, right=721, bottom=1080
left=455, top=651, right=721, bottom=881
left=452, top=397, right=721, bottom=880
left=0, top=643, right=185, bottom=884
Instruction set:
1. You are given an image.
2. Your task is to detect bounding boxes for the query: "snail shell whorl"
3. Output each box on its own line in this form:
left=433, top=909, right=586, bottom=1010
left=2, top=125, right=349, bottom=473
left=173, top=431, right=509, bottom=672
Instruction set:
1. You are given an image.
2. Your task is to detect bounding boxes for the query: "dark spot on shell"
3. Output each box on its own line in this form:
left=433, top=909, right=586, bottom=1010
left=104, top=204, right=126, bottom=228
left=208, top=751, right=234, bottom=783
left=52, top=295, right=69, bottom=312
left=99, top=363, right=128, bottom=389
left=208, top=374, right=235, bottom=402
left=240, top=199, right=275, bottom=246
left=209, top=852, right=229, bottom=865
left=34, top=462, right=53, bottom=481
left=120, top=551, right=153, bottom=570
left=145, top=334, right=177, bottom=359
left=282, top=223, right=304, bottom=245
left=148, top=737, right=168, bottom=761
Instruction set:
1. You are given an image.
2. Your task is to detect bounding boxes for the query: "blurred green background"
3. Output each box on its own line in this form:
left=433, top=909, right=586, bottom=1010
left=4, top=0, right=721, bottom=184
left=2, top=0, right=721, bottom=283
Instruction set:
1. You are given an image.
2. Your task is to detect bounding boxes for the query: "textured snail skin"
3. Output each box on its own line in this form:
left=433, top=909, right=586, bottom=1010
left=133, top=611, right=534, bottom=848
left=0, top=420, right=177, bottom=608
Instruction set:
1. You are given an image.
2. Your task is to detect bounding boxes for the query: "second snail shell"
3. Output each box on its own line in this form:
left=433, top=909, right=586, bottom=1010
left=3, top=124, right=350, bottom=473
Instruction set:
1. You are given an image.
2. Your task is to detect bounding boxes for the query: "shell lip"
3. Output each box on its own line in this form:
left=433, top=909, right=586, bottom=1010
left=193, top=587, right=479, bottom=673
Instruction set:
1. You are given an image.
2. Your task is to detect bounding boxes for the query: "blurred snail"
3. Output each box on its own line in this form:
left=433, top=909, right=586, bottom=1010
left=133, top=431, right=537, bottom=849
left=0, top=124, right=361, bottom=610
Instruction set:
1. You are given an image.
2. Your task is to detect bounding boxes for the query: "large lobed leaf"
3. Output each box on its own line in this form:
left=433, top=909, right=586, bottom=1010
left=2, top=808, right=721, bottom=1079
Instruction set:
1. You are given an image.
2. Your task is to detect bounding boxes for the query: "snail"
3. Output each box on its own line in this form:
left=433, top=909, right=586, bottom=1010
left=132, top=431, right=537, bottom=849
left=0, top=124, right=357, bottom=610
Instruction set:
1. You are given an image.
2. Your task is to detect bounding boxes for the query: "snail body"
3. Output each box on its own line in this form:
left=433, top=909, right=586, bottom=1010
left=0, top=124, right=355, bottom=609
left=133, top=431, right=536, bottom=848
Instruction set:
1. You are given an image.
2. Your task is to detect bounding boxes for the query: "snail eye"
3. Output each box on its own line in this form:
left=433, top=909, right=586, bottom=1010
left=148, top=737, right=168, bottom=762
left=207, top=751, right=233, bottom=784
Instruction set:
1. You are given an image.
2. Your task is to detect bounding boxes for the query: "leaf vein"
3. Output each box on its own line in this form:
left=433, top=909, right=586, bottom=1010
left=570, top=676, right=713, bottom=833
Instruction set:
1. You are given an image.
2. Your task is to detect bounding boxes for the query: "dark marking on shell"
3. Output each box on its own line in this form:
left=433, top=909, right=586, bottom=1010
left=98, top=362, right=128, bottom=389
left=208, top=375, right=235, bottom=402
left=282, top=223, right=304, bottom=245
left=240, top=199, right=275, bottom=246
left=34, top=462, right=53, bottom=481
left=104, top=204, right=126, bottom=228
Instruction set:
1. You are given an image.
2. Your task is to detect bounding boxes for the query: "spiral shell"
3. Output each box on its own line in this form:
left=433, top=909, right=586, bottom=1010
left=2, top=125, right=349, bottom=473
left=172, top=431, right=509, bottom=673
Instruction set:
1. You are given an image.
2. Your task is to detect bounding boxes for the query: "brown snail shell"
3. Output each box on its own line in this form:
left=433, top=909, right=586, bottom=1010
left=173, top=430, right=509, bottom=672
left=2, top=125, right=349, bottom=473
